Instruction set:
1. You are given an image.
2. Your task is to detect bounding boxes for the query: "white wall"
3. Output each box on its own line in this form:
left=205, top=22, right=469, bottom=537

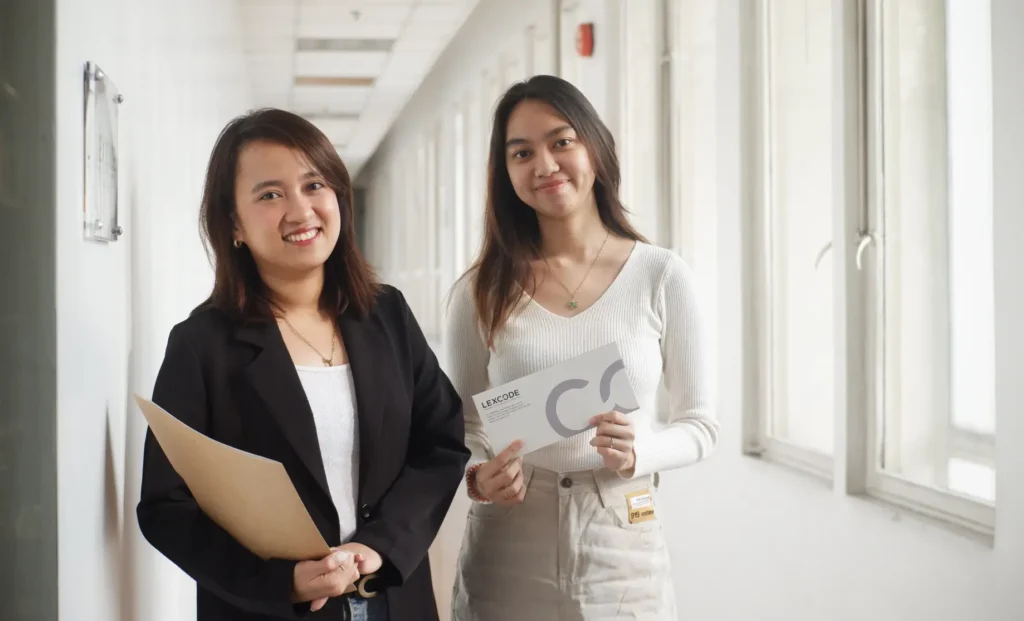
left=54, top=1, right=252, bottom=619
left=359, top=0, right=1024, bottom=619
left=989, top=0, right=1024, bottom=586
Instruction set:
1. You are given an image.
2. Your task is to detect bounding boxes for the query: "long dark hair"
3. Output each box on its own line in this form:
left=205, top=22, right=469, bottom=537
left=466, top=75, right=646, bottom=346
left=198, top=108, right=378, bottom=322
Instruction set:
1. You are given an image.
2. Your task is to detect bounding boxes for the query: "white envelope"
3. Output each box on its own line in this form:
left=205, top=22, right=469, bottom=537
left=472, top=342, right=639, bottom=455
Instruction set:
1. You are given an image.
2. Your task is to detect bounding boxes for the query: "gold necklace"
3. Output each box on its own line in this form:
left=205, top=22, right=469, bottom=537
left=280, top=316, right=336, bottom=367
left=543, top=231, right=610, bottom=311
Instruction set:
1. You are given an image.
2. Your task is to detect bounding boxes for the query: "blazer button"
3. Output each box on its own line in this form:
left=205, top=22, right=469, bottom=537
left=360, top=505, right=371, bottom=519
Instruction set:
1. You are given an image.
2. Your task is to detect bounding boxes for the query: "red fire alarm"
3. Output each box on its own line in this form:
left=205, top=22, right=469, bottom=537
left=576, top=22, right=594, bottom=57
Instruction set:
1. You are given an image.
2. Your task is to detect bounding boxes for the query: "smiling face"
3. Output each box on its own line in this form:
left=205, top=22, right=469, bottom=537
left=232, top=140, right=341, bottom=278
left=504, top=99, right=597, bottom=220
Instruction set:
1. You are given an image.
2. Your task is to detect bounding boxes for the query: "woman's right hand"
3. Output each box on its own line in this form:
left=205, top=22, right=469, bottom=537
left=292, top=549, right=360, bottom=612
left=473, top=440, right=526, bottom=506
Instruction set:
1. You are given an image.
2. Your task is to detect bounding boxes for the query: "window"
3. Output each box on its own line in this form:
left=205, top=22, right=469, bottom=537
left=748, top=0, right=996, bottom=536
left=502, top=47, right=525, bottom=89
left=558, top=0, right=582, bottom=87
left=453, top=108, right=467, bottom=275
left=467, top=68, right=501, bottom=261
left=865, top=0, right=995, bottom=528
left=752, top=0, right=836, bottom=475
left=529, top=19, right=556, bottom=77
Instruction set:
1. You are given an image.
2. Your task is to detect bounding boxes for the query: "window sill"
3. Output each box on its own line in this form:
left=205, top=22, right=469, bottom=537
left=743, top=438, right=995, bottom=546
left=864, top=471, right=995, bottom=545
left=745, top=436, right=834, bottom=483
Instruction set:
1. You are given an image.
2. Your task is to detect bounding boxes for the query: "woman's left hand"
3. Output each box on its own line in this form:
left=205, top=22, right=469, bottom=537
left=314, top=543, right=380, bottom=610
left=332, top=542, right=382, bottom=574
left=589, top=411, right=636, bottom=474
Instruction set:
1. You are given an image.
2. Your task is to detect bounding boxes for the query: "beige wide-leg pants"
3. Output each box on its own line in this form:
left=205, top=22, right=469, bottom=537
left=451, top=465, right=677, bottom=621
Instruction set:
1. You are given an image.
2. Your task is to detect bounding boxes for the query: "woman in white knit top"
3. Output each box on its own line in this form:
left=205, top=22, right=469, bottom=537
left=443, top=75, right=718, bottom=620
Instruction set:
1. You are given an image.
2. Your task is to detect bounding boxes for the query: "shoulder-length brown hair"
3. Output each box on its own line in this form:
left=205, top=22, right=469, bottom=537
left=465, top=75, right=646, bottom=347
left=198, top=108, right=378, bottom=322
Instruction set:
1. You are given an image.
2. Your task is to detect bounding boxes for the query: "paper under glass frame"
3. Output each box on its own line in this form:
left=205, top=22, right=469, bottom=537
left=82, top=61, right=122, bottom=242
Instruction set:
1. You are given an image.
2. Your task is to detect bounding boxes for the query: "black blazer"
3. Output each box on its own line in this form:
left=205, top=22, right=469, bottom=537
left=137, top=285, right=470, bottom=621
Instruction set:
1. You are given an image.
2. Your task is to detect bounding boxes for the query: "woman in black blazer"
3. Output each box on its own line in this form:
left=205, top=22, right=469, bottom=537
left=137, top=108, right=470, bottom=621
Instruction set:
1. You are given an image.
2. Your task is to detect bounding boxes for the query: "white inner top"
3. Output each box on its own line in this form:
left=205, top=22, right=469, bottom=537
left=296, top=364, right=360, bottom=542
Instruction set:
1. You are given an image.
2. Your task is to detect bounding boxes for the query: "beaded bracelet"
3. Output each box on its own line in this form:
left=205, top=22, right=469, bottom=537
left=465, top=463, right=490, bottom=503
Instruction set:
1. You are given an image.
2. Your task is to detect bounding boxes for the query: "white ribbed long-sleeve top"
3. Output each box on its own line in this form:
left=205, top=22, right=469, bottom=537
left=442, top=242, right=718, bottom=479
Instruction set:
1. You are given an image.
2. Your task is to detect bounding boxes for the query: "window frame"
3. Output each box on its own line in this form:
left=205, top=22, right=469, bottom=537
left=743, top=0, right=996, bottom=540
left=745, top=0, right=837, bottom=482
left=860, top=0, right=994, bottom=536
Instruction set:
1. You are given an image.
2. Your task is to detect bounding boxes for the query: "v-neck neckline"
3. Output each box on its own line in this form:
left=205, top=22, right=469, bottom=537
left=521, top=241, right=640, bottom=320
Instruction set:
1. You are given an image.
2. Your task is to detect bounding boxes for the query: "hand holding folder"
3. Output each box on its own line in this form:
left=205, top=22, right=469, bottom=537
left=135, top=395, right=382, bottom=602
left=134, top=394, right=332, bottom=561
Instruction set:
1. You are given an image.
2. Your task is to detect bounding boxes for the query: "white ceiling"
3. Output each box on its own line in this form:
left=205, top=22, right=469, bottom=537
left=241, top=0, right=479, bottom=177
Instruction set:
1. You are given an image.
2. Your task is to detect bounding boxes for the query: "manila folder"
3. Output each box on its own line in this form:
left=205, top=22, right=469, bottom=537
left=134, top=394, right=331, bottom=562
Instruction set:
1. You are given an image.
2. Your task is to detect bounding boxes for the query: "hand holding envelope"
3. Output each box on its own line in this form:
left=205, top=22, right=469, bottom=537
left=472, top=440, right=527, bottom=505
left=471, top=343, right=640, bottom=458
left=589, top=410, right=638, bottom=473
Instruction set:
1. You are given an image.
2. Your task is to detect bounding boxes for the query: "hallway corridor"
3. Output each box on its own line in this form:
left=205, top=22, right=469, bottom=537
left=2, top=1, right=1024, bottom=620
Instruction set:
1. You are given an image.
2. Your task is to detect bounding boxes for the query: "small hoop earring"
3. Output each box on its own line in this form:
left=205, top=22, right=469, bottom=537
left=233, top=239, right=242, bottom=249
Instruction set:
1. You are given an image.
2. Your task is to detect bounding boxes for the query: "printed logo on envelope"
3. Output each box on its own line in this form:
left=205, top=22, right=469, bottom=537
left=545, top=358, right=639, bottom=438
left=472, top=343, right=639, bottom=455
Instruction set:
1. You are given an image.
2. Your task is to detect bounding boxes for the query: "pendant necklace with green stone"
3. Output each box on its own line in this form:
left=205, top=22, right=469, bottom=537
left=543, top=231, right=610, bottom=311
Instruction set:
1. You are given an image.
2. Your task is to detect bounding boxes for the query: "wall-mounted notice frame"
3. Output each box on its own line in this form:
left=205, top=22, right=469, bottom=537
left=83, top=61, right=123, bottom=242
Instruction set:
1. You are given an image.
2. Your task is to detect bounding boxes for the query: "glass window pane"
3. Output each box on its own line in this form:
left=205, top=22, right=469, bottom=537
left=947, top=458, right=996, bottom=503
left=877, top=0, right=995, bottom=499
left=763, top=0, right=835, bottom=455
left=946, top=0, right=996, bottom=438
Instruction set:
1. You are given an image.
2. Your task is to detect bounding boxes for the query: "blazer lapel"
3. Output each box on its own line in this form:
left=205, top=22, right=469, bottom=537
left=337, top=310, right=389, bottom=497
left=235, top=321, right=331, bottom=501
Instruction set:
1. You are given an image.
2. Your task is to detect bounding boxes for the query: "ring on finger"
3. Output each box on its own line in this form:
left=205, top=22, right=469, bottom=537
left=610, top=437, right=616, bottom=450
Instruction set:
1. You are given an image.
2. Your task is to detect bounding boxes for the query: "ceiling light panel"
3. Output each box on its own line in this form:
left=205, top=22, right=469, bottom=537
left=295, top=51, right=391, bottom=77
left=298, top=22, right=407, bottom=40
left=296, top=38, right=395, bottom=52
left=294, top=76, right=375, bottom=87
left=244, top=38, right=294, bottom=54
left=291, top=84, right=373, bottom=110
left=305, top=112, right=361, bottom=121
